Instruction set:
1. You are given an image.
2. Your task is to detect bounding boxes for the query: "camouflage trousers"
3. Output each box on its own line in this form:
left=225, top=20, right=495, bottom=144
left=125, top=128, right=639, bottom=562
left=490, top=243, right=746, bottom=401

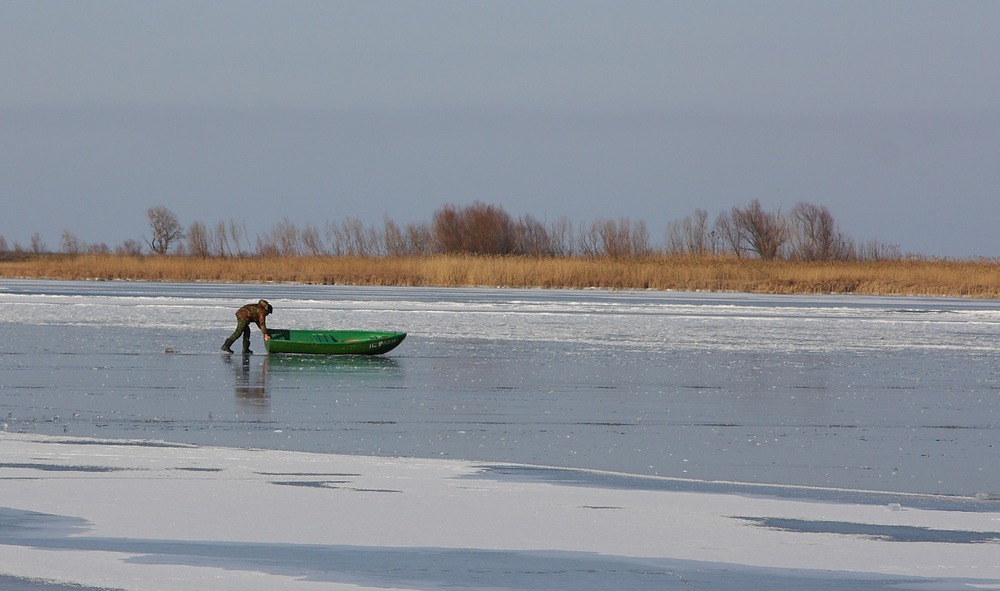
left=228, top=319, right=254, bottom=349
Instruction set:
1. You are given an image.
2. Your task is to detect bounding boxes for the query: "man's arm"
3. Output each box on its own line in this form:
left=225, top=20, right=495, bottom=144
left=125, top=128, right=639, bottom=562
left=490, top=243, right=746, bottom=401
left=258, top=308, right=269, bottom=339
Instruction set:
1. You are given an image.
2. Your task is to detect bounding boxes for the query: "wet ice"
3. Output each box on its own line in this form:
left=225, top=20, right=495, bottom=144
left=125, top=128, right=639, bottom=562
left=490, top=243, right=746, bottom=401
left=2, top=280, right=1000, bottom=590
left=1, top=280, right=999, bottom=496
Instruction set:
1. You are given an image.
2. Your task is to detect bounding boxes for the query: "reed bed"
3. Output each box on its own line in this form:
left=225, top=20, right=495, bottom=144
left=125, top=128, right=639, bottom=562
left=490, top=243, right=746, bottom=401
left=2, top=253, right=999, bottom=298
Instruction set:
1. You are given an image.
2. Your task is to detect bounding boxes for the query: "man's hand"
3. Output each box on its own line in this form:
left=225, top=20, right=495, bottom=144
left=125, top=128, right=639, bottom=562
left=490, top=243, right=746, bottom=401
left=264, top=333, right=270, bottom=341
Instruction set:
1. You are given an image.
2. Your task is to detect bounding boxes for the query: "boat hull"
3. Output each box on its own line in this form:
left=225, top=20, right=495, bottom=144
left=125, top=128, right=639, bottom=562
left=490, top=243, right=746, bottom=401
left=264, top=329, right=406, bottom=355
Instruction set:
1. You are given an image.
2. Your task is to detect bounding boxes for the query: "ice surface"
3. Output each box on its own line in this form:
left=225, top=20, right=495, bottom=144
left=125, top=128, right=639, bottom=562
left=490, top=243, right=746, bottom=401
left=1, top=433, right=999, bottom=591
left=1, top=280, right=998, bottom=495
left=1, top=279, right=1000, bottom=589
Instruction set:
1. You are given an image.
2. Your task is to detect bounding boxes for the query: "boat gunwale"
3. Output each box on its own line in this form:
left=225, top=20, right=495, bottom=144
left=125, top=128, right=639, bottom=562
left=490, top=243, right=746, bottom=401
left=264, top=329, right=406, bottom=356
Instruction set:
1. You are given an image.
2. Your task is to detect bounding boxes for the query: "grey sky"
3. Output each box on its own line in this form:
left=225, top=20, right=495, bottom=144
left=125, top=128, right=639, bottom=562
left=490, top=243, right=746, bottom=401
left=3, top=1, right=999, bottom=256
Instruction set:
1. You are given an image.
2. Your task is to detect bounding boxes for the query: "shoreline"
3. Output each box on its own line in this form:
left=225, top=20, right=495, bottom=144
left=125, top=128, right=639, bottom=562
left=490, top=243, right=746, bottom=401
left=2, top=253, right=1000, bottom=298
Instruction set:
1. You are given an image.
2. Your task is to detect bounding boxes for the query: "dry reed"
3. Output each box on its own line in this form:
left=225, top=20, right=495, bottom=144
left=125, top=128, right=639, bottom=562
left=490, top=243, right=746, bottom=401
left=1, top=253, right=999, bottom=298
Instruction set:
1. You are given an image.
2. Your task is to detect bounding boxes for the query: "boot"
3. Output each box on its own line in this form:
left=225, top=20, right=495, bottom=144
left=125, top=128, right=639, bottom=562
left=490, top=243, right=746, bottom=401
left=221, top=337, right=236, bottom=353
left=242, top=334, right=253, bottom=355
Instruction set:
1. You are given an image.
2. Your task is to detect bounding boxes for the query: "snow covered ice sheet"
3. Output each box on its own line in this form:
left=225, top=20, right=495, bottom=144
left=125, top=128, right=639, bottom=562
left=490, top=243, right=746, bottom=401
left=3, top=280, right=1000, bottom=589
left=1, top=433, right=999, bottom=591
left=2, top=281, right=1000, bottom=495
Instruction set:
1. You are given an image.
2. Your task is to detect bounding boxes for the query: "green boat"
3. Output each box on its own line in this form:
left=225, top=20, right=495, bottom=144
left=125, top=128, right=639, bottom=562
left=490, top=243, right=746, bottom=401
left=264, top=329, right=406, bottom=355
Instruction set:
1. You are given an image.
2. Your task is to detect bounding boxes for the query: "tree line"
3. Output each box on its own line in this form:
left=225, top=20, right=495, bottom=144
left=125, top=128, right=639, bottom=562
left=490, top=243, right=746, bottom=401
left=667, top=200, right=901, bottom=261
left=1, top=200, right=901, bottom=261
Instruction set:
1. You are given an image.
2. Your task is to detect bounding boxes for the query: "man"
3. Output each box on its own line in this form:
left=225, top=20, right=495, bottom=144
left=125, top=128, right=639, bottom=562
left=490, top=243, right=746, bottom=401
left=222, top=299, right=273, bottom=354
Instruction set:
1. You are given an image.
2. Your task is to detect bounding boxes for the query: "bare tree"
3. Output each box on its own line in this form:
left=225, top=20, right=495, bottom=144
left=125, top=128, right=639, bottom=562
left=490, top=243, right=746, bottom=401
left=256, top=233, right=279, bottom=257
left=730, top=199, right=787, bottom=260
left=667, top=209, right=711, bottom=255
left=187, top=221, right=211, bottom=258
left=146, top=206, right=184, bottom=255
left=432, top=202, right=515, bottom=255
left=466, top=202, right=514, bottom=255
left=548, top=217, right=574, bottom=256
left=513, top=214, right=552, bottom=256
left=713, top=211, right=743, bottom=257
left=271, top=218, right=301, bottom=256
left=596, top=218, right=649, bottom=258
left=301, top=222, right=325, bottom=256
left=405, top=222, right=433, bottom=255
left=383, top=216, right=408, bottom=257
left=685, top=209, right=711, bottom=255
left=788, top=202, right=852, bottom=261
left=665, top=220, right=685, bottom=254
left=115, top=239, right=144, bottom=256
left=61, top=230, right=82, bottom=255
left=598, top=219, right=622, bottom=257
left=30, top=233, right=46, bottom=254
left=431, top=205, right=461, bottom=253
left=629, top=219, right=651, bottom=257
left=858, top=239, right=902, bottom=261
left=212, top=221, right=231, bottom=257
left=325, top=220, right=345, bottom=256
left=341, top=217, right=380, bottom=256
left=0, top=235, right=8, bottom=253
left=228, top=218, right=249, bottom=257
left=576, top=220, right=602, bottom=257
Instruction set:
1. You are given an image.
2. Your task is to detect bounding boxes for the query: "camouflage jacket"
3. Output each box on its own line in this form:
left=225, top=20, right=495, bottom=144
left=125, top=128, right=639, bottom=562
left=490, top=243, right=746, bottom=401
left=235, top=303, right=269, bottom=332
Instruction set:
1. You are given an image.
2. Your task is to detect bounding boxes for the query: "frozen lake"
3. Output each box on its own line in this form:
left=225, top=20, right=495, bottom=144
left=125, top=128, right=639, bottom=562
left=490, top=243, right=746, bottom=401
left=3, top=278, right=1000, bottom=590
left=2, top=279, right=998, bottom=497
